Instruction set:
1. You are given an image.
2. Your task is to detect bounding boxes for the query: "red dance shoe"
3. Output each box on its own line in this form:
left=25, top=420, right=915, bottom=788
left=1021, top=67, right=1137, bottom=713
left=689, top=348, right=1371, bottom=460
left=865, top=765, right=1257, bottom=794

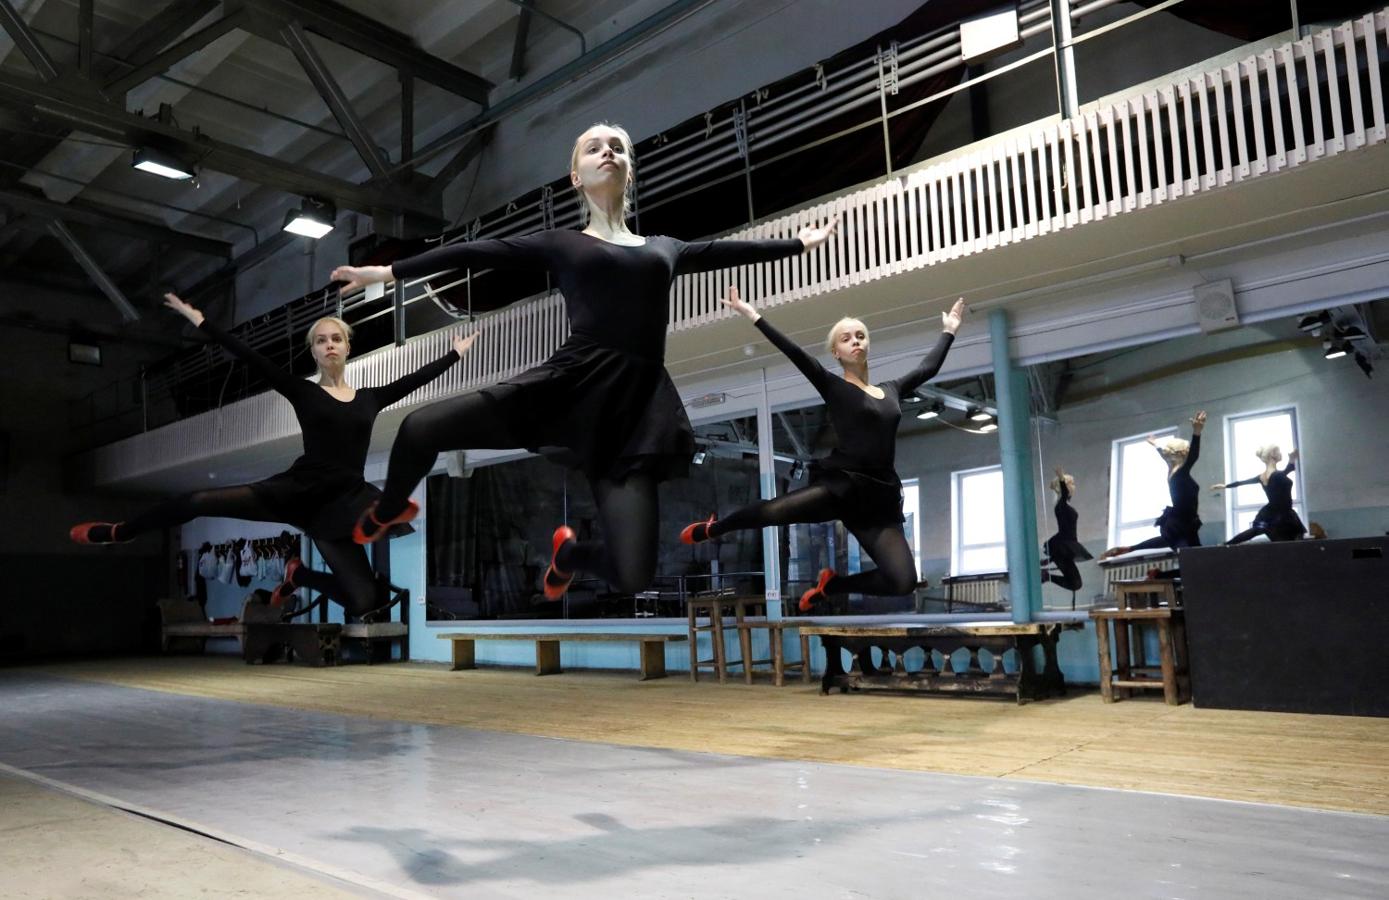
left=69, top=522, right=131, bottom=545
left=353, top=500, right=419, bottom=545
left=798, top=567, right=836, bottom=613
left=543, top=525, right=577, bottom=601
left=680, top=514, right=717, bottom=545
left=270, top=557, right=302, bottom=607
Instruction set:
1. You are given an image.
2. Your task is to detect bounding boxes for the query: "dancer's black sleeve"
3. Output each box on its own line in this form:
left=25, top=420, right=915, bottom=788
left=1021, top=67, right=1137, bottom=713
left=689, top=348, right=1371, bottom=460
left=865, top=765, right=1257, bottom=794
left=1180, top=433, right=1202, bottom=472
left=371, top=349, right=461, bottom=407
left=391, top=233, right=550, bottom=280
left=890, top=332, right=955, bottom=394
left=1283, top=460, right=1297, bottom=475
left=673, top=238, right=804, bottom=274
left=1058, top=479, right=1071, bottom=502
left=753, top=316, right=831, bottom=392
left=198, top=319, right=301, bottom=397
left=1223, top=474, right=1261, bottom=489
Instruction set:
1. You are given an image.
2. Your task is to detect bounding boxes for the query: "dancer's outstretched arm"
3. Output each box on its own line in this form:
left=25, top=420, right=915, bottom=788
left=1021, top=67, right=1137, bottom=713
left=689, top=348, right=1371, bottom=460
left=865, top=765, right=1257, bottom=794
left=673, top=215, right=839, bottom=274
left=331, top=233, right=550, bottom=293
left=1180, top=411, right=1206, bottom=472
left=721, top=286, right=831, bottom=391
left=164, top=293, right=300, bottom=396
left=373, top=332, right=478, bottom=407
left=1283, top=449, right=1299, bottom=474
left=894, top=298, right=965, bottom=394
left=1213, top=475, right=1260, bottom=491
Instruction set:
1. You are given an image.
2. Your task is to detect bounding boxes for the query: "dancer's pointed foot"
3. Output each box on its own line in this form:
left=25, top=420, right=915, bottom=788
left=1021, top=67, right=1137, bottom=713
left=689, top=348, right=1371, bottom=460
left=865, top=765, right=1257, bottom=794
left=543, top=525, right=577, bottom=600
left=1100, top=545, right=1132, bottom=560
left=680, top=514, right=717, bottom=545
left=353, top=500, right=419, bottom=544
left=270, top=557, right=302, bottom=607
left=798, top=567, right=836, bottom=613
left=69, top=522, right=131, bottom=545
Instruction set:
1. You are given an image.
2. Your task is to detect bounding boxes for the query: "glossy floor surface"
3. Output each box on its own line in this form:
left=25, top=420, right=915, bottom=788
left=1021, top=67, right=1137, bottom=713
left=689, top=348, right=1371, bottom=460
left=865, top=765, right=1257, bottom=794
left=2, top=671, right=1386, bottom=899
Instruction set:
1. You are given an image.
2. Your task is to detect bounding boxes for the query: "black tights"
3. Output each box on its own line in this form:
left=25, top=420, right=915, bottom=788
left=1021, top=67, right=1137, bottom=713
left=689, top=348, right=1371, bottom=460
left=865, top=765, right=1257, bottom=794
left=710, top=484, right=918, bottom=597
left=117, top=486, right=377, bottom=616
left=380, top=393, right=661, bottom=593
left=1049, top=555, right=1083, bottom=592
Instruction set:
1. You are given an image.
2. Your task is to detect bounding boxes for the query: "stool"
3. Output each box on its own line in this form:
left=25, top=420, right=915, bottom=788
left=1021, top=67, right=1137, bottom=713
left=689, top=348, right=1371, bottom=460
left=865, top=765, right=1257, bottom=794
left=686, top=594, right=767, bottom=683
left=1113, top=578, right=1179, bottom=610
left=1091, top=607, right=1190, bottom=705
left=734, top=619, right=814, bottom=686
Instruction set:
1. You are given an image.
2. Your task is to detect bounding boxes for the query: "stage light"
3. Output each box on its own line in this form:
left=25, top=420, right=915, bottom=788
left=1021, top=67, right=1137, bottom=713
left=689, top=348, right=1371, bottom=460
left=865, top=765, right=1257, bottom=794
left=282, top=197, right=336, bottom=238
left=132, top=146, right=194, bottom=180
left=916, top=400, right=943, bottom=421
left=691, top=450, right=707, bottom=465
left=968, top=406, right=992, bottom=422
left=1323, top=339, right=1350, bottom=360
left=1298, top=310, right=1331, bottom=334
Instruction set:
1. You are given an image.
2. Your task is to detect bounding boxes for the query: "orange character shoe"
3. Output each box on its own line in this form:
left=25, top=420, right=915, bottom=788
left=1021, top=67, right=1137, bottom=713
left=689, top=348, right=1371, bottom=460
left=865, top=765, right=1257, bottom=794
left=353, top=500, right=419, bottom=544
left=69, top=522, right=132, bottom=545
left=679, top=514, right=718, bottom=545
left=543, top=525, right=577, bottom=601
left=270, top=557, right=302, bottom=607
left=798, top=567, right=836, bottom=613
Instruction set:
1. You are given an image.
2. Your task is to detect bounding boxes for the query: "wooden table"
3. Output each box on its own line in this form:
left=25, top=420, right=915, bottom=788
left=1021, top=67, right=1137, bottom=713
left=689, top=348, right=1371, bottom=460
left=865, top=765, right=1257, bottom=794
left=799, top=622, right=1068, bottom=703
left=1090, top=607, right=1189, bottom=705
left=438, top=632, right=687, bottom=680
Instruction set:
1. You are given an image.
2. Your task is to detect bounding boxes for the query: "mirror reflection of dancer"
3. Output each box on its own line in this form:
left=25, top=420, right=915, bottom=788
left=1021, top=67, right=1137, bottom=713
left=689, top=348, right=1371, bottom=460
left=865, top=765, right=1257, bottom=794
left=333, top=123, right=838, bottom=598
left=70, top=293, right=474, bottom=617
left=1044, top=467, right=1091, bottom=591
left=1212, top=446, right=1305, bottom=544
left=1101, top=410, right=1206, bottom=559
left=682, top=288, right=965, bottom=611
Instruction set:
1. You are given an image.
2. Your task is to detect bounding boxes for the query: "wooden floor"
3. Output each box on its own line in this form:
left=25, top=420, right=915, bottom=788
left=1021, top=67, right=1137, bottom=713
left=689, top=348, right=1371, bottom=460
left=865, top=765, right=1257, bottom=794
left=32, top=656, right=1389, bottom=817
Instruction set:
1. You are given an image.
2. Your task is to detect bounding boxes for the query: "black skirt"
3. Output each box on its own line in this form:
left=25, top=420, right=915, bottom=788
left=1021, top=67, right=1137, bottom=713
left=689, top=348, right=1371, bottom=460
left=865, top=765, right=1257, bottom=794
left=250, top=465, right=412, bottom=542
left=1155, top=506, right=1202, bottom=549
left=809, top=462, right=905, bottom=529
left=1047, top=536, right=1093, bottom=563
left=1253, top=504, right=1306, bottom=541
left=479, top=335, right=694, bottom=484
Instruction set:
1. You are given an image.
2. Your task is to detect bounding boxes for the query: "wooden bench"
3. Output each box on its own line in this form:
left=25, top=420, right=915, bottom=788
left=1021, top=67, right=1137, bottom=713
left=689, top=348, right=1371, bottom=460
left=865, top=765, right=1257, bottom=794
left=158, top=596, right=280, bottom=653
left=438, top=632, right=688, bottom=680
left=1091, top=607, right=1190, bottom=705
left=800, top=621, right=1069, bottom=703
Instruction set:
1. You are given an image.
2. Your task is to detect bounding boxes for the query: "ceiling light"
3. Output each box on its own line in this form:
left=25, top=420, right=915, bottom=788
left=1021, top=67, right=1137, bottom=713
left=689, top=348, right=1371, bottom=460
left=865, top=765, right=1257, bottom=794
left=1323, top=339, right=1350, bottom=360
left=1298, top=310, right=1332, bottom=334
left=691, top=450, right=707, bottom=465
left=282, top=197, right=336, bottom=238
left=1338, top=324, right=1370, bottom=341
left=968, top=406, right=993, bottom=422
left=978, top=420, right=998, bottom=433
left=132, top=146, right=194, bottom=180
left=68, top=340, right=101, bottom=366
left=916, top=400, right=943, bottom=421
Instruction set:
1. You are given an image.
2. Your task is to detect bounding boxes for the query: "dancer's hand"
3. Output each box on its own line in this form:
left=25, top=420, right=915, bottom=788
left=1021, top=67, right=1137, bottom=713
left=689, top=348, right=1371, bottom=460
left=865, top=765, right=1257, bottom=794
left=1288, top=449, right=1299, bottom=463
left=720, top=286, right=759, bottom=322
left=1145, top=434, right=1158, bottom=447
left=797, top=214, right=840, bottom=252
left=1055, top=466, right=1066, bottom=478
left=941, top=298, right=966, bottom=334
left=1210, top=483, right=1226, bottom=492
left=163, top=292, right=204, bottom=327
left=1191, top=410, right=1207, bottom=434
left=452, top=331, right=479, bottom=357
left=330, top=265, right=393, bottom=294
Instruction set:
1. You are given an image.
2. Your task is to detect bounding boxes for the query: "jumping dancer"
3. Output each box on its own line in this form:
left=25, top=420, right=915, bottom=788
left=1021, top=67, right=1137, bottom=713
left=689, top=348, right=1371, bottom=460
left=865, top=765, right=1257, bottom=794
left=1212, top=446, right=1305, bottom=543
left=1043, top=467, right=1091, bottom=591
left=70, top=293, right=474, bottom=617
left=1101, top=410, right=1207, bottom=558
left=331, top=123, right=837, bottom=598
left=681, top=287, right=965, bottom=611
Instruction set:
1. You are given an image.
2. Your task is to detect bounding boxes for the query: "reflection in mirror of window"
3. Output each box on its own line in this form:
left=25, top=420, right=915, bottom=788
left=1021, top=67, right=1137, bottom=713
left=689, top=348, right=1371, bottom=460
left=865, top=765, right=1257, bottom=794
left=902, top=478, right=922, bottom=581
left=951, top=466, right=1005, bottom=575
left=1109, top=429, right=1179, bottom=548
left=1223, top=407, right=1306, bottom=539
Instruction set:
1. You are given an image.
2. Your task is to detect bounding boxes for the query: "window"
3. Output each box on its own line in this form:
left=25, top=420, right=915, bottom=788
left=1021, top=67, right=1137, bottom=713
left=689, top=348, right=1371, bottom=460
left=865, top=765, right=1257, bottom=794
left=951, top=466, right=1006, bottom=574
left=1109, top=428, right=1179, bottom=548
left=1223, top=407, right=1305, bottom=539
left=902, top=478, right=922, bottom=580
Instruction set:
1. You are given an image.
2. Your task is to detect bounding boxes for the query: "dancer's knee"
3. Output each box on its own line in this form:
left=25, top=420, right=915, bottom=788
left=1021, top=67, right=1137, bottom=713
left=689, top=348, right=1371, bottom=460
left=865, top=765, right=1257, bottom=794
left=884, top=569, right=918, bottom=596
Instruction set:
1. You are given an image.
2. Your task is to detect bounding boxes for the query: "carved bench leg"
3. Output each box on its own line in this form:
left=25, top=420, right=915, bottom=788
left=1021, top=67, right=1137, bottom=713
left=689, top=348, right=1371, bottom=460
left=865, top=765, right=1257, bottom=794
left=1096, top=620, right=1115, bottom=703
left=535, top=639, right=562, bottom=676
left=800, top=632, right=812, bottom=683
left=639, top=640, right=667, bottom=681
left=450, top=639, right=475, bottom=671
left=1157, top=619, right=1179, bottom=705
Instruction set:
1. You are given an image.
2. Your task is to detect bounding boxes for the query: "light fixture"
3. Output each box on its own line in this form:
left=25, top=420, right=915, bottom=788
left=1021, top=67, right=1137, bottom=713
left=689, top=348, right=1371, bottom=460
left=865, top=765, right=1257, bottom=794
left=916, top=400, right=943, bottom=421
left=1298, top=310, right=1332, bottom=334
left=968, top=406, right=993, bottom=422
left=902, top=394, right=922, bottom=404
left=789, top=461, right=806, bottom=481
left=1338, top=324, right=1370, bottom=341
left=691, top=450, right=707, bottom=465
left=68, top=340, right=102, bottom=366
left=282, top=196, right=336, bottom=238
left=977, top=419, right=998, bottom=433
left=1323, top=339, right=1350, bottom=360
left=132, top=146, right=194, bottom=180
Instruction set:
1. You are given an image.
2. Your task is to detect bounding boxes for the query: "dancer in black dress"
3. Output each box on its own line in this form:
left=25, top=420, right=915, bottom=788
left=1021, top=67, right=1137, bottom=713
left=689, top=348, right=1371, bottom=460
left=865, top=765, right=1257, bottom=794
left=681, top=288, right=965, bottom=611
left=1212, top=446, right=1305, bottom=544
left=1101, top=410, right=1207, bottom=558
left=70, top=293, right=474, bottom=617
left=332, top=123, right=838, bottom=597
left=1043, top=467, right=1091, bottom=591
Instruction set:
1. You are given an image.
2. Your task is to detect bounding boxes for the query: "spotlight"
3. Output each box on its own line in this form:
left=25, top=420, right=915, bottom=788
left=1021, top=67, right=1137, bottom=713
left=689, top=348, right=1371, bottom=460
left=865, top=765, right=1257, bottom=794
left=282, top=196, right=336, bottom=238
left=978, top=421, right=998, bottom=433
left=968, top=406, right=993, bottom=422
left=789, top=461, right=806, bottom=481
left=1338, top=324, right=1370, bottom=341
left=68, top=340, right=102, bottom=366
left=691, top=450, right=707, bottom=465
left=1323, top=339, right=1350, bottom=360
left=902, top=395, right=922, bottom=404
left=131, top=146, right=194, bottom=180
left=1298, top=310, right=1332, bottom=334
left=916, top=401, right=943, bottom=421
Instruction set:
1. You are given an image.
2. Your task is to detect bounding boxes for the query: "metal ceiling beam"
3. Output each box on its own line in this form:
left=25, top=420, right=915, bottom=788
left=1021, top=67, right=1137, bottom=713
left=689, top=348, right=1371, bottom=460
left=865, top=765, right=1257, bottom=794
left=47, top=220, right=142, bottom=322
left=236, top=0, right=492, bottom=104
left=503, top=0, right=585, bottom=55
left=0, top=187, right=232, bottom=257
left=110, top=0, right=221, bottom=69
left=78, top=0, right=94, bottom=75
left=0, top=69, right=440, bottom=218
left=279, top=20, right=390, bottom=178
left=0, top=0, right=61, bottom=82
left=104, top=10, right=247, bottom=97
left=509, top=0, right=534, bottom=81
left=180, top=229, right=297, bottom=303
left=425, top=130, right=490, bottom=202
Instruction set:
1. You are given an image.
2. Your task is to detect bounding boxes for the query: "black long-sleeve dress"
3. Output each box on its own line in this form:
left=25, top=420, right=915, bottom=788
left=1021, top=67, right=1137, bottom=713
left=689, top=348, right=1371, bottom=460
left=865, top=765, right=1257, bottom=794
left=1045, top=480, right=1092, bottom=590
left=391, top=230, right=803, bottom=483
left=752, top=316, right=954, bottom=527
left=1225, top=461, right=1305, bottom=543
left=195, top=319, right=460, bottom=539
left=1136, top=433, right=1203, bottom=550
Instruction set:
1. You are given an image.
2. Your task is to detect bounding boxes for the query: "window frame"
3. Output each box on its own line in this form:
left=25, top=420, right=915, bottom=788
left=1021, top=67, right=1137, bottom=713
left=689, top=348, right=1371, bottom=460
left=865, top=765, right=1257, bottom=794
left=950, top=464, right=1006, bottom=576
left=1108, top=426, right=1179, bottom=548
left=1221, top=404, right=1307, bottom=541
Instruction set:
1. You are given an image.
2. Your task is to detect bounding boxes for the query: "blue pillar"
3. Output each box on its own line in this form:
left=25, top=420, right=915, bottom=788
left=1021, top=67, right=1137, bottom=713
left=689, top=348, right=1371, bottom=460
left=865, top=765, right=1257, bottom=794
left=989, top=309, right=1041, bottom=623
